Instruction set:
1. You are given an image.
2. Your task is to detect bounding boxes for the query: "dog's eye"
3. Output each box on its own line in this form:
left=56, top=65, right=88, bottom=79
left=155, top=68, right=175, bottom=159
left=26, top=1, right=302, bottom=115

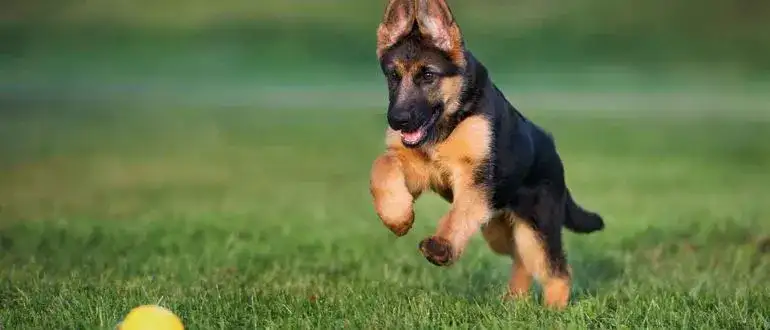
left=387, top=70, right=401, bottom=81
left=420, top=71, right=438, bottom=84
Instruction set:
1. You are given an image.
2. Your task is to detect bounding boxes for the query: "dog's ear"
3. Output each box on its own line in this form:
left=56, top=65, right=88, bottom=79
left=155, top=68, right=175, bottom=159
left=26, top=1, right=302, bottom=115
left=377, top=0, right=416, bottom=58
left=416, top=0, right=464, bottom=62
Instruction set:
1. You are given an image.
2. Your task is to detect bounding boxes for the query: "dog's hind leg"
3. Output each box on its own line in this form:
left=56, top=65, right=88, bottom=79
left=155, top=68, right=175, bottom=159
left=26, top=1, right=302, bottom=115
left=481, top=212, right=533, bottom=300
left=512, top=185, right=572, bottom=309
left=481, top=213, right=514, bottom=256
left=370, top=150, right=429, bottom=237
left=513, top=219, right=571, bottom=309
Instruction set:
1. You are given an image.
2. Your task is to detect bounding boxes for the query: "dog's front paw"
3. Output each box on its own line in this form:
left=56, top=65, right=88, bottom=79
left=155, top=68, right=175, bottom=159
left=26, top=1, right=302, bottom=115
left=382, top=209, right=414, bottom=237
left=386, top=217, right=413, bottom=237
left=418, top=236, right=455, bottom=266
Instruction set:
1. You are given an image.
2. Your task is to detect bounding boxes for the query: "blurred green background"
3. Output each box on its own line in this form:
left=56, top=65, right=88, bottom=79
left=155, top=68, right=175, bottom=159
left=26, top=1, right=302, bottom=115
left=2, top=1, right=770, bottom=328
left=3, top=0, right=770, bottom=110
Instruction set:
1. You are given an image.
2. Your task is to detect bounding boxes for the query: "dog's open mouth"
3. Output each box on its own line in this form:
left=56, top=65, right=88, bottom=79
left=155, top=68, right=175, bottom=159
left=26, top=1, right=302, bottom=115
left=400, top=111, right=440, bottom=147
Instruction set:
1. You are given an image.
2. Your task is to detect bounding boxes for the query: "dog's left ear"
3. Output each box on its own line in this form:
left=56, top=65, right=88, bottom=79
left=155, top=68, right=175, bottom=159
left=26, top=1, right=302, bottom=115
left=416, top=0, right=464, bottom=62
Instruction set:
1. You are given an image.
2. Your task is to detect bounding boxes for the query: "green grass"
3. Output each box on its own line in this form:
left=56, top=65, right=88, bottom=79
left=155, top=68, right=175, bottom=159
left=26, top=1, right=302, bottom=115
left=1, top=104, right=769, bottom=329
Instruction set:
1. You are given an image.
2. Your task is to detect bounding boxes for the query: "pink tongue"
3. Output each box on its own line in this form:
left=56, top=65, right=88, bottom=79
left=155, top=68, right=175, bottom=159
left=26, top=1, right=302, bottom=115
left=401, top=129, right=424, bottom=144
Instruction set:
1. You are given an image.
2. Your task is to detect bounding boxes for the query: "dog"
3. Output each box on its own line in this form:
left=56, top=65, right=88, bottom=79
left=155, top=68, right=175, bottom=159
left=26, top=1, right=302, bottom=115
left=368, top=0, right=605, bottom=309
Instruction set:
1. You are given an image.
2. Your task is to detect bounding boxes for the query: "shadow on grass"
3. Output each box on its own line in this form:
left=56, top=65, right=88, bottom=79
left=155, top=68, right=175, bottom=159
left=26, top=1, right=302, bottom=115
left=431, top=250, right=625, bottom=306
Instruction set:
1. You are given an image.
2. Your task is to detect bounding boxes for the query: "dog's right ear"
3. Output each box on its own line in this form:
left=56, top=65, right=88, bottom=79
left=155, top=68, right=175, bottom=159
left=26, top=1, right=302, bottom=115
left=376, top=0, right=416, bottom=58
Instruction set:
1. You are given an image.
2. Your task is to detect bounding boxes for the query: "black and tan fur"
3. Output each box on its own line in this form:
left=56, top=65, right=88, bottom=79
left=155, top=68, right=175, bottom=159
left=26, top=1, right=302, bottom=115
left=369, top=0, right=605, bottom=309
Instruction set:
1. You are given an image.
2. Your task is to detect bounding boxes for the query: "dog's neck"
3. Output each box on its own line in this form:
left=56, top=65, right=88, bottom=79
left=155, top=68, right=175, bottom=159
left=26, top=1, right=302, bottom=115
left=458, top=51, right=491, bottom=116
left=435, top=50, right=492, bottom=137
left=421, top=50, right=525, bottom=154
left=458, top=50, right=526, bottom=122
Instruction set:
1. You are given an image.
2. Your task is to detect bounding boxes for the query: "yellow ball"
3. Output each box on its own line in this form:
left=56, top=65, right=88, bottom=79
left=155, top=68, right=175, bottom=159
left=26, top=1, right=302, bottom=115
left=119, top=305, right=184, bottom=330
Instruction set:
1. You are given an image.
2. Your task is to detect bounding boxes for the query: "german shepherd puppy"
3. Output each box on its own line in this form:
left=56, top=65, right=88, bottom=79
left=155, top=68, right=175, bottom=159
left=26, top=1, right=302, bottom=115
left=368, top=0, right=605, bottom=308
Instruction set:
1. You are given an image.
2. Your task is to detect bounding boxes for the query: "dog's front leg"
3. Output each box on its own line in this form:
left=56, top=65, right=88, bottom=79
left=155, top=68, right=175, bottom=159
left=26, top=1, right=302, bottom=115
left=370, top=150, right=428, bottom=237
left=418, top=166, right=493, bottom=266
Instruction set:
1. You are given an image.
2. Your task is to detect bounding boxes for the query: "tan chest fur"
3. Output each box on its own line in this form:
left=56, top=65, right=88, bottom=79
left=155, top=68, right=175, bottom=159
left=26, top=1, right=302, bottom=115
left=384, top=115, right=492, bottom=201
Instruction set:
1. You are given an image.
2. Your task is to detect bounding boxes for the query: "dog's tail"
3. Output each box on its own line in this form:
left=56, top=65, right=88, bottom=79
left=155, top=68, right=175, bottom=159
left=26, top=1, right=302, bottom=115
left=563, top=189, right=604, bottom=234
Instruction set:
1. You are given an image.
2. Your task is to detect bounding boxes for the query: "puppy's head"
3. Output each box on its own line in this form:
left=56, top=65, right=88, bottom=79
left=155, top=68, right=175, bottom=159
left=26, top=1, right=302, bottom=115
left=376, top=0, right=467, bottom=148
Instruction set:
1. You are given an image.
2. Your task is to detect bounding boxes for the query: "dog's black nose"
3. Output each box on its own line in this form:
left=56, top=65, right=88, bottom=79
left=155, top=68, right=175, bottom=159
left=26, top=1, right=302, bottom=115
left=387, top=110, right=412, bottom=131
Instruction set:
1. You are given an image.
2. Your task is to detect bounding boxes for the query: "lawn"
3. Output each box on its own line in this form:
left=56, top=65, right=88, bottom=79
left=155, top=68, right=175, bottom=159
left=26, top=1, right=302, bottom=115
left=0, top=104, right=769, bottom=329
